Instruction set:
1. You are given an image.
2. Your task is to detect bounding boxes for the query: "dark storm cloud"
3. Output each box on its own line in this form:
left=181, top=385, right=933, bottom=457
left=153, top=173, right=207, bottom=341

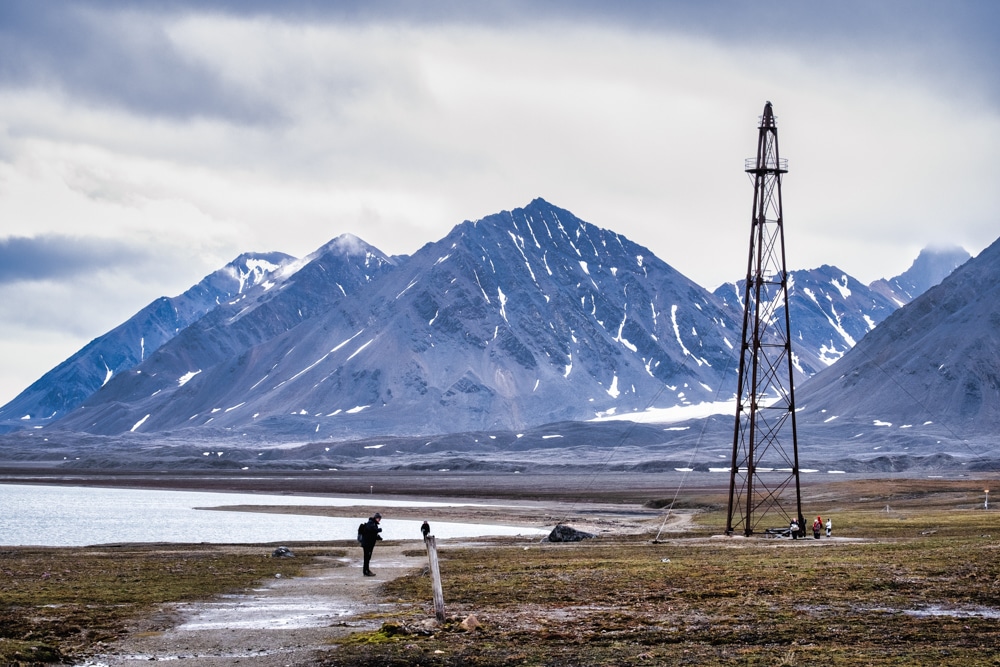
left=0, top=1, right=281, bottom=123
left=1, top=0, right=998, bottom=122
left=183, top=0, right=1000, bottom=78
left=0, top=235, right=151, bottom=285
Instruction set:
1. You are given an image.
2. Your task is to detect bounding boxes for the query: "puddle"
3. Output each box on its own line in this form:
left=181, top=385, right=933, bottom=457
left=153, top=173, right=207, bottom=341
left=901, top=605, right=1000, bottom=619
left=798, top=603, right=1000, bottom=620
left=177, top=595, right=353, bottom=630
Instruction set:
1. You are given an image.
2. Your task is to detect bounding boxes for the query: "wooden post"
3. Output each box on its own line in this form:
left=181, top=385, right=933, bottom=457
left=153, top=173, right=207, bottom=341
left=424, top=535, right=446, bottom=621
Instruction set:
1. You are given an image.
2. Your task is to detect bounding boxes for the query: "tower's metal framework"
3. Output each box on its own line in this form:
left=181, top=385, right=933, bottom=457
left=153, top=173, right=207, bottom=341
left=726, top=101, right=803, bottom=536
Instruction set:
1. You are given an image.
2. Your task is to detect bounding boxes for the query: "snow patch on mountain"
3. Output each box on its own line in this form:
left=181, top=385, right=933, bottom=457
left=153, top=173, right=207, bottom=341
left=130, top=414, right=150, bottom=432
left=830, top=275, right=851, bottom=299
left=178, top=370, right=201, bottom=387
left=592, top=399, right=736, bottom=424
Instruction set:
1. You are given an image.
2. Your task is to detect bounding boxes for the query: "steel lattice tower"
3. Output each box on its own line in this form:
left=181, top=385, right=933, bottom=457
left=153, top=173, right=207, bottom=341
left=726, top=101, right=803, bottom=537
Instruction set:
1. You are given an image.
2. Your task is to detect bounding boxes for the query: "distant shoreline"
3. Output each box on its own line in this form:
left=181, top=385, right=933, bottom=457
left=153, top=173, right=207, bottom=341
left=0, top=467, right=721, bottom=502
left=1, top=466, right=989, bottom=506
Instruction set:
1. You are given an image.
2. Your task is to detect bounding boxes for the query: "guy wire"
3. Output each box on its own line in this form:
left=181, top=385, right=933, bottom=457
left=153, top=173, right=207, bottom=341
left=543, top=340, right=738, bottom=542
left=652, top=349, right=736, bottom=542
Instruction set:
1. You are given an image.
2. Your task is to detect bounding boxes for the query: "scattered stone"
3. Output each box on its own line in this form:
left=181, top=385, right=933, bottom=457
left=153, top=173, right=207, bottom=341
left=380, top=620, right=438, bottom=637
left=271, top=546, right=295, bottom=558
left=414, top=618, right=440, bottom=634
left=546, top=524, right=596, bottom=542
left=459, top=614, right=481, bottom=632
left=380, top=621, right=408, bottom=637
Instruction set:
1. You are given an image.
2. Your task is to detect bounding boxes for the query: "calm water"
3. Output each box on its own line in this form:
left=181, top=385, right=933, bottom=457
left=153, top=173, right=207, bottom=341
left=0, top=484, right=547, bottom=546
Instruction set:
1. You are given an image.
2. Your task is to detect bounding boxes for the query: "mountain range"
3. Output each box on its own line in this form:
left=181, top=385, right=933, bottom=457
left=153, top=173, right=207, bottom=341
left=0, top=252, right=292, bottom=432
left=26, top=200, right=746, bottom=438
left=0, top=198, right=990, bottom=473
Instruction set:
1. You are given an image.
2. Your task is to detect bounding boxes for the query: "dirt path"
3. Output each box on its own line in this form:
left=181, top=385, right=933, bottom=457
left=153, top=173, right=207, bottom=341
left=77, top=543, right=424, bottom=667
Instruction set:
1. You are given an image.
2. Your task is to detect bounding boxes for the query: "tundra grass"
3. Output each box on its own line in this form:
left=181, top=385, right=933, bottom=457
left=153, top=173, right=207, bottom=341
left=0, top=544, right=321, bottom=665
left=323, top=498, right=999, bottom=665
left=2, top=478, right=996, bottom=666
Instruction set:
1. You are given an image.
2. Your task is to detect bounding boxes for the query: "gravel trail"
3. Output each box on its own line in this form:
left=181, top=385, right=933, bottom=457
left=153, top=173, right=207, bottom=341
left=77, top=543, right=422, bottom=667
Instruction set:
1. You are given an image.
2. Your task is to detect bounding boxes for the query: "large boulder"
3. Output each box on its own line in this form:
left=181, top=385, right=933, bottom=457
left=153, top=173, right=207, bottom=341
left=546, top=524, right=595, bottom=542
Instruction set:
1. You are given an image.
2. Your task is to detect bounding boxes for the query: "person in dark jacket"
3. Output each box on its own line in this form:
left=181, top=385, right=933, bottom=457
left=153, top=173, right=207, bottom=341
left=359, top=513, right=383, bottom=576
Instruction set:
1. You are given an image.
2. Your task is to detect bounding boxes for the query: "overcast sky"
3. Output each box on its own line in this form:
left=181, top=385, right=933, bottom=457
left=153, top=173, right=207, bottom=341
left=1, top=1, right=999, bottom=405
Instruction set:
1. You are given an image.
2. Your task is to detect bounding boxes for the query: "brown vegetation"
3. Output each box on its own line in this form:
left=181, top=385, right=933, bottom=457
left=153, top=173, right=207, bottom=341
left=321, top=479, right=1000, bottom=666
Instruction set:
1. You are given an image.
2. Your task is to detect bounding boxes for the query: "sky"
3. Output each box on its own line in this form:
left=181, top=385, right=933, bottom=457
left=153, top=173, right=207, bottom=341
left=1, top=0, right=999, bottom=406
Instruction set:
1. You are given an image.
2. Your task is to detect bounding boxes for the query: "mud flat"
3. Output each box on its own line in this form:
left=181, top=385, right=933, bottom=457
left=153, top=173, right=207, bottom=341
left=0, top=467, right=725, bottom=500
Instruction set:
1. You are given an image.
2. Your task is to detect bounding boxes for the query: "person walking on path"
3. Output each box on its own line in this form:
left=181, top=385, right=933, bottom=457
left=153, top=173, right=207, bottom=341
left=812, top=516, right=822, bottom=539
left=421, top=520, right=431, bottom=539
left=359, top=512, right=383, bottom=576
left=825, top=517, right=832, bottom=537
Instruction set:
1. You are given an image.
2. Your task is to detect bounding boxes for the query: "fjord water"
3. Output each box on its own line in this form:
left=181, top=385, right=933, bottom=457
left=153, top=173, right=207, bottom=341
left=0, top=484, right=546, bottom=546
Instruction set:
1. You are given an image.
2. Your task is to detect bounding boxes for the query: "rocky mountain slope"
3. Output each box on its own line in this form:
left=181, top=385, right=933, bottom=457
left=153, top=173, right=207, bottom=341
left=0, top=252, right=293, bottom=433
left=870, top=245, right=970, bottom=306
left=713, top=246, right=969, bottom=376
left=796, top=235, right=1000, bottom=442
left=715, top=267, right=900, bottom=376
left=52, top=234, right=399, bottom=437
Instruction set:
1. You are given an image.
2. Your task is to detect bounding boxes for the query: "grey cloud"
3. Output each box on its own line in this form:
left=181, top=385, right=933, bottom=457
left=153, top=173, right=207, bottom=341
left=156, top=0, right=1000, bottom=72
left=0, top=235, right=152, bottom=284
left=0, top=2, right=281, bottom=123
